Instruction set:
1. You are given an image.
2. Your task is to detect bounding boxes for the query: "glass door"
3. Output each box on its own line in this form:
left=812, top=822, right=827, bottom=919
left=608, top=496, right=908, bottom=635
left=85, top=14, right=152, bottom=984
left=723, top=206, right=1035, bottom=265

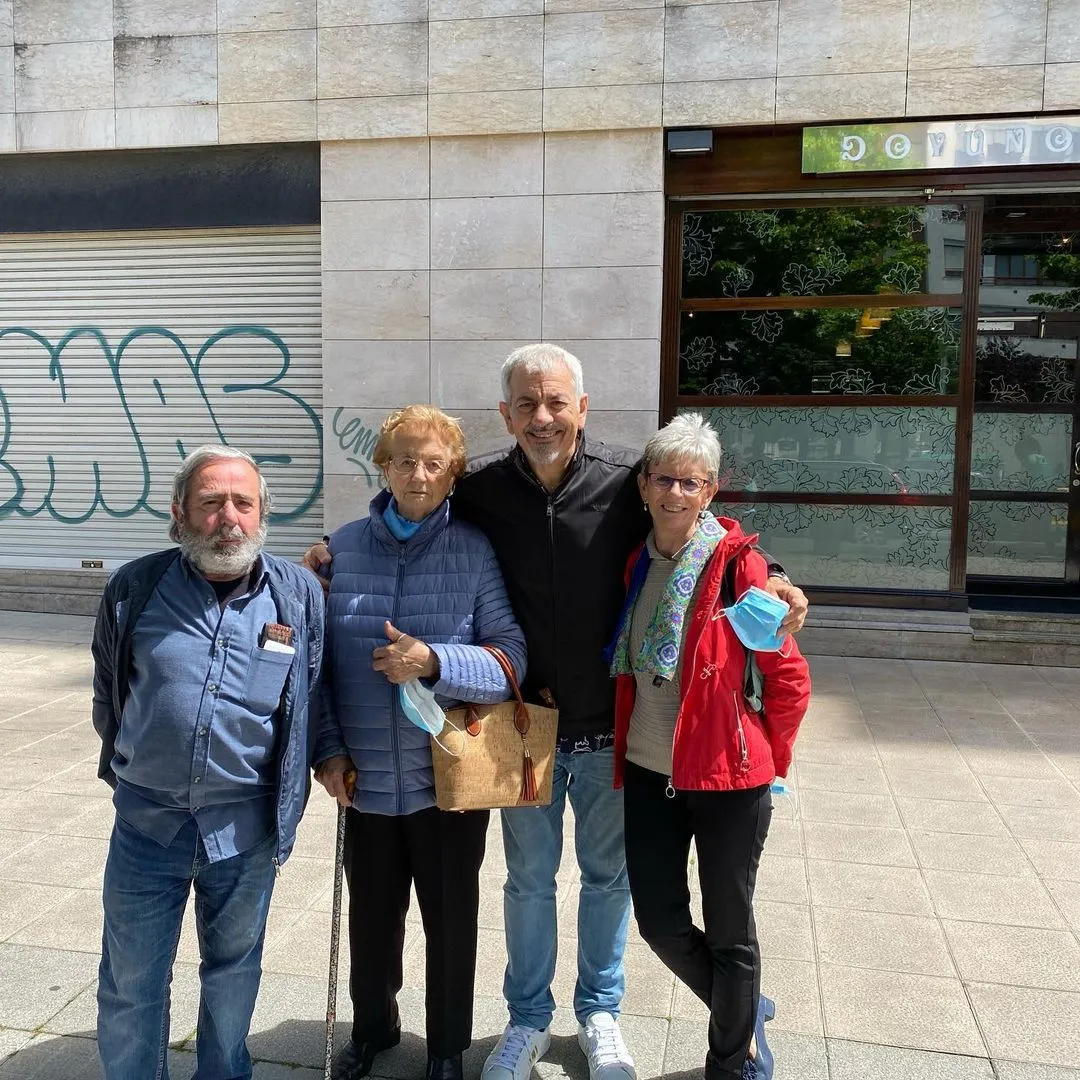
left=966, top=194, right=1080, bottom=592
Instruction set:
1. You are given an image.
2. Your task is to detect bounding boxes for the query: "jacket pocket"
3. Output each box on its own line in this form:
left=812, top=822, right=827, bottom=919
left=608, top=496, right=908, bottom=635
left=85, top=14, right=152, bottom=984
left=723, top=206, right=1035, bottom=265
left=248, top=646, right=294, bottom=717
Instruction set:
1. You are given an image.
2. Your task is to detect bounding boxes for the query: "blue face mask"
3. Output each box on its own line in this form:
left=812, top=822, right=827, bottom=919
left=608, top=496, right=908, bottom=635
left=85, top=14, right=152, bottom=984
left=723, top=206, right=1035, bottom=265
left=399, top=680, right=462, bottom=757
left=723, top=585, right=791, bottom=653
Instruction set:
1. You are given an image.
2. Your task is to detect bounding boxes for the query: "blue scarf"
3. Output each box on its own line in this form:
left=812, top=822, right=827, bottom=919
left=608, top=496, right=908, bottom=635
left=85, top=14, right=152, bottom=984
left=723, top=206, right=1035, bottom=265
left=607, top=513, right=725, bottom=683
left=383, top=498, right=424, bottom=541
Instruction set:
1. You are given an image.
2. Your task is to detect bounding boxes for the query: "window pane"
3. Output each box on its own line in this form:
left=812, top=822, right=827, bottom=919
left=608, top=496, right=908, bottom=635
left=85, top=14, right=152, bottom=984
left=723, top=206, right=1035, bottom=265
left=715, top=501, right=952, bottom=590
left=681, top=205, right=966, bottom=299
left=679, top=307, right=961, bottom=396
left=967, top=501, right=1067, bottom=579
left=689, top=405, right=956, bottom=493
left=971, top=412, right=1073, bottom=491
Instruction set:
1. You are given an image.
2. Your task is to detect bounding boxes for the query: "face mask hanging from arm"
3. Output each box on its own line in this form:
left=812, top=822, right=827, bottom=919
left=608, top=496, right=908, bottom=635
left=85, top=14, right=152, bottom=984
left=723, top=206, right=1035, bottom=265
left=718, top=585, right=794, bottom=656
left=399, top=679, right=464, bottom=757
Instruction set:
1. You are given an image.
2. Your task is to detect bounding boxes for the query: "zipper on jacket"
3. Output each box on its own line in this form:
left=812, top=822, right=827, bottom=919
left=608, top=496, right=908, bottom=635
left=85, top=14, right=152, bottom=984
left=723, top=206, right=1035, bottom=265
left=546, top=499, right=556, bottom=685
left=272, top=856, right=281, bottom=877
left=390, top=546, right=408, bottom=815
left=733, top=690, right=750, bottom=774
left=665, top=777, right=675, bottom=799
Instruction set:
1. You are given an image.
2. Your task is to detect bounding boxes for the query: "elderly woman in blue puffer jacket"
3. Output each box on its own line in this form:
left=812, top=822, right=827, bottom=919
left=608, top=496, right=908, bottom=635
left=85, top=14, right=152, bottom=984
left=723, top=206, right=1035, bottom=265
left=312, top=405, right=526, bottom=1080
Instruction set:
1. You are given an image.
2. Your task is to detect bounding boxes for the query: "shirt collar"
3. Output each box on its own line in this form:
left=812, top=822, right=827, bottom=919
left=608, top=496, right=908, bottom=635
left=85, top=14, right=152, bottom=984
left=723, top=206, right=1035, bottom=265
left=178, top=550, right=266, bottom=594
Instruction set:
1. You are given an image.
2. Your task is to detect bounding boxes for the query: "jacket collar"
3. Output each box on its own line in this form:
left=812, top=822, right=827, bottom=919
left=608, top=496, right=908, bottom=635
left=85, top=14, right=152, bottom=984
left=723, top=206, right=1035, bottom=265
left=367, top=487, right=451, bottom=549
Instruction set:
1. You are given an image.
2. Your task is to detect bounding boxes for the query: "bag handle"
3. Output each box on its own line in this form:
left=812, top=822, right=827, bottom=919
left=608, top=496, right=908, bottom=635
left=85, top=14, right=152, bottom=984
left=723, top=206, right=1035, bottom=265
left=482, top=645, right=531, bottom=736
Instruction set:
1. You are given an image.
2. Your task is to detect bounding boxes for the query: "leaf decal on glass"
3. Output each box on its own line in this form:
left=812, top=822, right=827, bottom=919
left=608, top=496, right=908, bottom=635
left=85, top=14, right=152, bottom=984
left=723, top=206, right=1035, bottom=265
left=1039, top=359, right=1076, bottom=404
left=902, top=364, right=951, bottom=395
left=720, top=265, right=754, bottom=297
left=742, top=210, right=781, bottom=239
left=741, top=310, right=784, bottom=343
left=701, top=373, right=760, bottom=396
left=781, top=263, right=825, bottom=295
left=882, top=262, right=922, bottom=294
left=682, top=214, right=716, bottom=278
left=988, top=375, right=1029, bottom=403
left=828, top=367, right=886, bottom=394
left=680, top=335, right=717, bottom=373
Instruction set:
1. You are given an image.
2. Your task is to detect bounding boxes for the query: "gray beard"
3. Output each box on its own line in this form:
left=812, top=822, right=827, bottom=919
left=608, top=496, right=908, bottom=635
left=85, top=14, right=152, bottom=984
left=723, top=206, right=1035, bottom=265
left=523, top=429, right=563, bottom=466
left=178, top=520, right=266, bottom=577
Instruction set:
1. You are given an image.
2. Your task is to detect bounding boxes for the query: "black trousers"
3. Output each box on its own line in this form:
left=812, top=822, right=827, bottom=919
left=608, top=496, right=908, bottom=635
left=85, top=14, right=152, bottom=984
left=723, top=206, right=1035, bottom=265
left=343, top=805, right=490, bottom=1057
left=623, top=762, right=772, bottom=1080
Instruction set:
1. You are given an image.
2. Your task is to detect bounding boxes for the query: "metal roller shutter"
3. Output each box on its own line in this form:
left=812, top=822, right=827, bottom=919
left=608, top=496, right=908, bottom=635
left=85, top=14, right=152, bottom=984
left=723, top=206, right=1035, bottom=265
left=0, top=226, right=322, bottom=569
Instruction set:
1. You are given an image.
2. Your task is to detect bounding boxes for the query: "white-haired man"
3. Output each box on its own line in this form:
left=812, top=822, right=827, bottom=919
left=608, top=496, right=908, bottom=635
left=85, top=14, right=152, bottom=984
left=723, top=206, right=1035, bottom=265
left=92, top=444, right=325, bottom=1080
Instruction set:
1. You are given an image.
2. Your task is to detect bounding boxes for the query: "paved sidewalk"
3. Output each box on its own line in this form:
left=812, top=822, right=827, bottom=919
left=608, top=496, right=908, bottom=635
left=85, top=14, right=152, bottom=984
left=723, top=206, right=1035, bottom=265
left=1, top=611, right=1080, bottom=1080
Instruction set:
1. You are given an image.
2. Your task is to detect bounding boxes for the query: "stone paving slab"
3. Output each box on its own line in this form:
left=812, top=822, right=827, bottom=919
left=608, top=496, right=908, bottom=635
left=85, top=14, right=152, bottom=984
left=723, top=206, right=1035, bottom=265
left=1, top=613, right=1080, bottom=1077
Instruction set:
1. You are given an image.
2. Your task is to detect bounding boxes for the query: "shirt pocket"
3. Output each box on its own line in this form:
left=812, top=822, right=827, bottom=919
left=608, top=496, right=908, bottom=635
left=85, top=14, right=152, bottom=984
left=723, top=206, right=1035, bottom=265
left=247, top=646, right=294, bottom=717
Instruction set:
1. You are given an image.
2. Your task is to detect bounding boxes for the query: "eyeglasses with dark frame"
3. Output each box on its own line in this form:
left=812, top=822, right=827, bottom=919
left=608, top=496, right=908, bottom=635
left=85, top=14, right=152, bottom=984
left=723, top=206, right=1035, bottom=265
left=647, top=473, right=710, bottom=495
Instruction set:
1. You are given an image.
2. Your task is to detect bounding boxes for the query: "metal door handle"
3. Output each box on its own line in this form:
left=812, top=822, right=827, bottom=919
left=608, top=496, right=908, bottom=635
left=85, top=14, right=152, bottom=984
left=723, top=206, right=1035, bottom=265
left=1075, top=441, right=1080, bottom=473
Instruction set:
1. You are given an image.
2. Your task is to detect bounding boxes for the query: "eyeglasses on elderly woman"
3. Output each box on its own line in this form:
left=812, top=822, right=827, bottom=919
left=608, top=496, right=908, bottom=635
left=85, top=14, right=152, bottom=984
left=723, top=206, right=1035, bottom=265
left=388, top=456, right=451, bottom=477
left=646, top=472, right=709, bottom=495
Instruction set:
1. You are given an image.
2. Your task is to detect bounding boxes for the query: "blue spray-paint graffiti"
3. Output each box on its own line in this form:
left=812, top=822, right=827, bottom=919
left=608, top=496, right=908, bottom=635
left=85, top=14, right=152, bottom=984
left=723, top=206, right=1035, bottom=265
left=331, top=407, right=380, bottom=488
left=0, top=325, right=322, bottom=524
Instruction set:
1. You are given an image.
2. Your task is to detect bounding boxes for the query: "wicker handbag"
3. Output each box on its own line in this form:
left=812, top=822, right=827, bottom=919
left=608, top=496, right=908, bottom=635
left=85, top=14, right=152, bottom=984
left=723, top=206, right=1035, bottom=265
left=430, top=645, right=557, bottom=812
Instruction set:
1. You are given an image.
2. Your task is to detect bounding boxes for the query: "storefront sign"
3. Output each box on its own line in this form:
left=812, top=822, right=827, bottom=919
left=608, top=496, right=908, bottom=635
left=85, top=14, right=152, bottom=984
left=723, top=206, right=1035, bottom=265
left=802, top=116, right=1080, bottom=174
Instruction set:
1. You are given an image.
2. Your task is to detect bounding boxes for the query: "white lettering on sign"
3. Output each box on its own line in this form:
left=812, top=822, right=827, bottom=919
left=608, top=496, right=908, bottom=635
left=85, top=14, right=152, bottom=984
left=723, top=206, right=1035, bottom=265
left=884, top=133, right=911, bottom=160
left=840, top=134, right=866, bottom=162
left=1046, top=125, right=1074, bottom=153
left=928, top=131, right=947, bottom=157
left=964, top=129, right=985, bottom=156
left=1005, top=127, right=1026, bottom=154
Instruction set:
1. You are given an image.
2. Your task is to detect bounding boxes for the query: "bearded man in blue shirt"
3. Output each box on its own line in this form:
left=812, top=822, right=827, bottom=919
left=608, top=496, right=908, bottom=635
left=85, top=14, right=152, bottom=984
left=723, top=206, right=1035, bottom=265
left=91, top=444, right=325, bottom=1080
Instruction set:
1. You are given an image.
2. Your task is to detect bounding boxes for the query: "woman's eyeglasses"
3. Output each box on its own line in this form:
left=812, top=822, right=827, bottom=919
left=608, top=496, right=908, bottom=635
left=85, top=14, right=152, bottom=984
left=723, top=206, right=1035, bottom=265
left=388, top=457, right=450, bottom=477
left=647, top=473, right=708, bottom=495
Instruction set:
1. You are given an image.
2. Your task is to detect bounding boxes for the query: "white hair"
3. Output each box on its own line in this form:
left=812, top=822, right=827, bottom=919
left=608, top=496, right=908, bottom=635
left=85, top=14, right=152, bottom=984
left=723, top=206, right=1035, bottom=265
left=500, top=343, right=585, bottom=403
left=641, top=413, right=722, bottom=480
left=168, top=443, right=272, bottom=542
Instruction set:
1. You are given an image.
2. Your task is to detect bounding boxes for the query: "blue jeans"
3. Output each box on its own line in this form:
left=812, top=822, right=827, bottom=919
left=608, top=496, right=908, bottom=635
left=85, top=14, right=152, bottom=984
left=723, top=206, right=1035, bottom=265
left=97, top=814, right=277, bottom=1080
left=501, top=747, right=631, bottom=1030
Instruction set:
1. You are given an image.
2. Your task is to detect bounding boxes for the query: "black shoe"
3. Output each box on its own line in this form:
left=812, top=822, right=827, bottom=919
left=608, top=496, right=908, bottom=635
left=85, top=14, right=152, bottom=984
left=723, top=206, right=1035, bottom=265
left=331, top=1029, right=402, bottom=1080
left=425, top=1053, right=463, bottom=1080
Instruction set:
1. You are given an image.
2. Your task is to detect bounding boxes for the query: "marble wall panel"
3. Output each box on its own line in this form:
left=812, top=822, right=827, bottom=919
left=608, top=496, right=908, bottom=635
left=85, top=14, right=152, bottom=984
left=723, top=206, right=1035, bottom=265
left=430, top=0, right=543, bottom=16
left=544, top=9, right=664, bottom=87
left=1045, top=62, right=1080, bottom=109
left=906, top=65, right=1045, bottom=114
left=0, top=44, right=11, bottom=112
left=0, top=111, right=13, bottom=150
left=15, top=40, right=113, bottom=113
left=114, top=34, right=216, bottom=110
left=317, top=95, right=428, bottom=140
left=219, top=30, right=316, bottom=103
left=218, top=0, right=316, bottom=32
left=324, top=340, right=432, bottom=407
left=323, top=472, right=379, bottom=532
left=542, top=84, right=662, bottom=130
left=318, top=22, right=428, bottom=99
left=542, top=266, right=662, bottom=340
left=15, top=108, right=114, bottom=150
left=430, top=269, right=543, bottom=340
left=218, top=100, right=317, bottom=142
left=323, top=270, right=430, bottom=340
left=543, top=192, right=663, bottom=268
left=1047, top=0, right=1080, bottom=63
left=12, top=0, right=111, bottom=45
left=323, top=138, right=430, bottom=201
left=318, top=0, right=427, bottom=24
left=430, top=133, right=543, bottom=197
left=322, top=199, right=430, bottom=272
left=428, top=89, right=543, bottom=136
left=663, top=77, right=774, bottom=127
left=664, top=2, right=778, bottom=83
left=778, top=0, right=909, bottom=76
left=113, top=0, right=216, bottom=37
left=543, top=130, right=662, bottom=195
left=559, top=339, right=659, bottom=412
left=429, top=16, right=542, bottom=93
left=547, top=0, right=662, bottom=9
left=776, top=71, right=908, bottom=123
left=908, top=0, right=1047, bottom=69
left=431, top=196, right=543, bottom=269
left=0, top=1, right=11, bottom=47
left=115, top=104, right=217, bottom=148
left=430, top=340, right=526, bottom=408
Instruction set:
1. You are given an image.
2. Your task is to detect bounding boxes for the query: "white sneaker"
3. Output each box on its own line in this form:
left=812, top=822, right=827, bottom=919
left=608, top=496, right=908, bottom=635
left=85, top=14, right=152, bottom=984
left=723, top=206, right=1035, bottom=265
left=578, top=1012, right=637, bottom=1080
left=482, top=1023, right=551, bottom=1080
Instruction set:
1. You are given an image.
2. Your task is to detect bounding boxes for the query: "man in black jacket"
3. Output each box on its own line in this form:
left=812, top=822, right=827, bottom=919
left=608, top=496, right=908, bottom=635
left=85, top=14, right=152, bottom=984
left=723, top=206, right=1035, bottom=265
left=452, top=345, right=807, bottom=1080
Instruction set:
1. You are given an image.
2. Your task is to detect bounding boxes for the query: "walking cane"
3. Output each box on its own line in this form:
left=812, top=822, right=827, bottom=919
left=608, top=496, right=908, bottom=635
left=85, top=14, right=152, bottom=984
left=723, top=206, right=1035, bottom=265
left=324, top=768, right=356, bottom=1080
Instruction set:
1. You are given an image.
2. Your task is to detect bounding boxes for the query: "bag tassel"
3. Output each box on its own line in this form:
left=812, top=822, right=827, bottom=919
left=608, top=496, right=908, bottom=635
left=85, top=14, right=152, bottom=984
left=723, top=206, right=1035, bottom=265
left=519, top=741, right=537, bottom=803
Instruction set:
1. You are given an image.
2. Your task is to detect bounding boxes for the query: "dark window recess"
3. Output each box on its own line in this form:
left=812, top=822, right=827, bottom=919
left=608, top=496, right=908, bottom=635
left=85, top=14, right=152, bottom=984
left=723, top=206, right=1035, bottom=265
left=0, top=143, right=320, bottom=233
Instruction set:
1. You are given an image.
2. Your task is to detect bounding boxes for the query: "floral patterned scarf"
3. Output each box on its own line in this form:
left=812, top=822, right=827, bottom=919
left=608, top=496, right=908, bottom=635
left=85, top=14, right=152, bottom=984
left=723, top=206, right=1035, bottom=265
left=607, top=512, right=725, bottom=684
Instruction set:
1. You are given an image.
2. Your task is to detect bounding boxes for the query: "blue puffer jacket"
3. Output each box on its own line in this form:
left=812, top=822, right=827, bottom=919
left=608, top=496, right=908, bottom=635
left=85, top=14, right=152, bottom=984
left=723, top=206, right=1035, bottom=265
left=315, top=490, right=527, bottom=816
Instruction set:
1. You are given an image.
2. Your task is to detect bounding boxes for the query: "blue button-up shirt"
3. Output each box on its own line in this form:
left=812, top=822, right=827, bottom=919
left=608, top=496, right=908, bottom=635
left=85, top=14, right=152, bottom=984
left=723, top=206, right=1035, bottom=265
left=112, top=555, right=294, bottom=862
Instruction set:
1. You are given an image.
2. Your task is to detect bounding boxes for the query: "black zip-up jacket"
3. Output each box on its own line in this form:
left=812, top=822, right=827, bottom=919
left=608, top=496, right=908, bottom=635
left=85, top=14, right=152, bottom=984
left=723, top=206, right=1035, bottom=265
left=452, top=436, right=648, bottom=740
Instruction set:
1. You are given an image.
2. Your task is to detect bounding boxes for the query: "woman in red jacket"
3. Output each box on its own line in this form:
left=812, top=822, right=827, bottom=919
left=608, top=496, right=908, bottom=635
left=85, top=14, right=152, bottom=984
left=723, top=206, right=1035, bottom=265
left=608, top=413, right=811, bottom=1080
